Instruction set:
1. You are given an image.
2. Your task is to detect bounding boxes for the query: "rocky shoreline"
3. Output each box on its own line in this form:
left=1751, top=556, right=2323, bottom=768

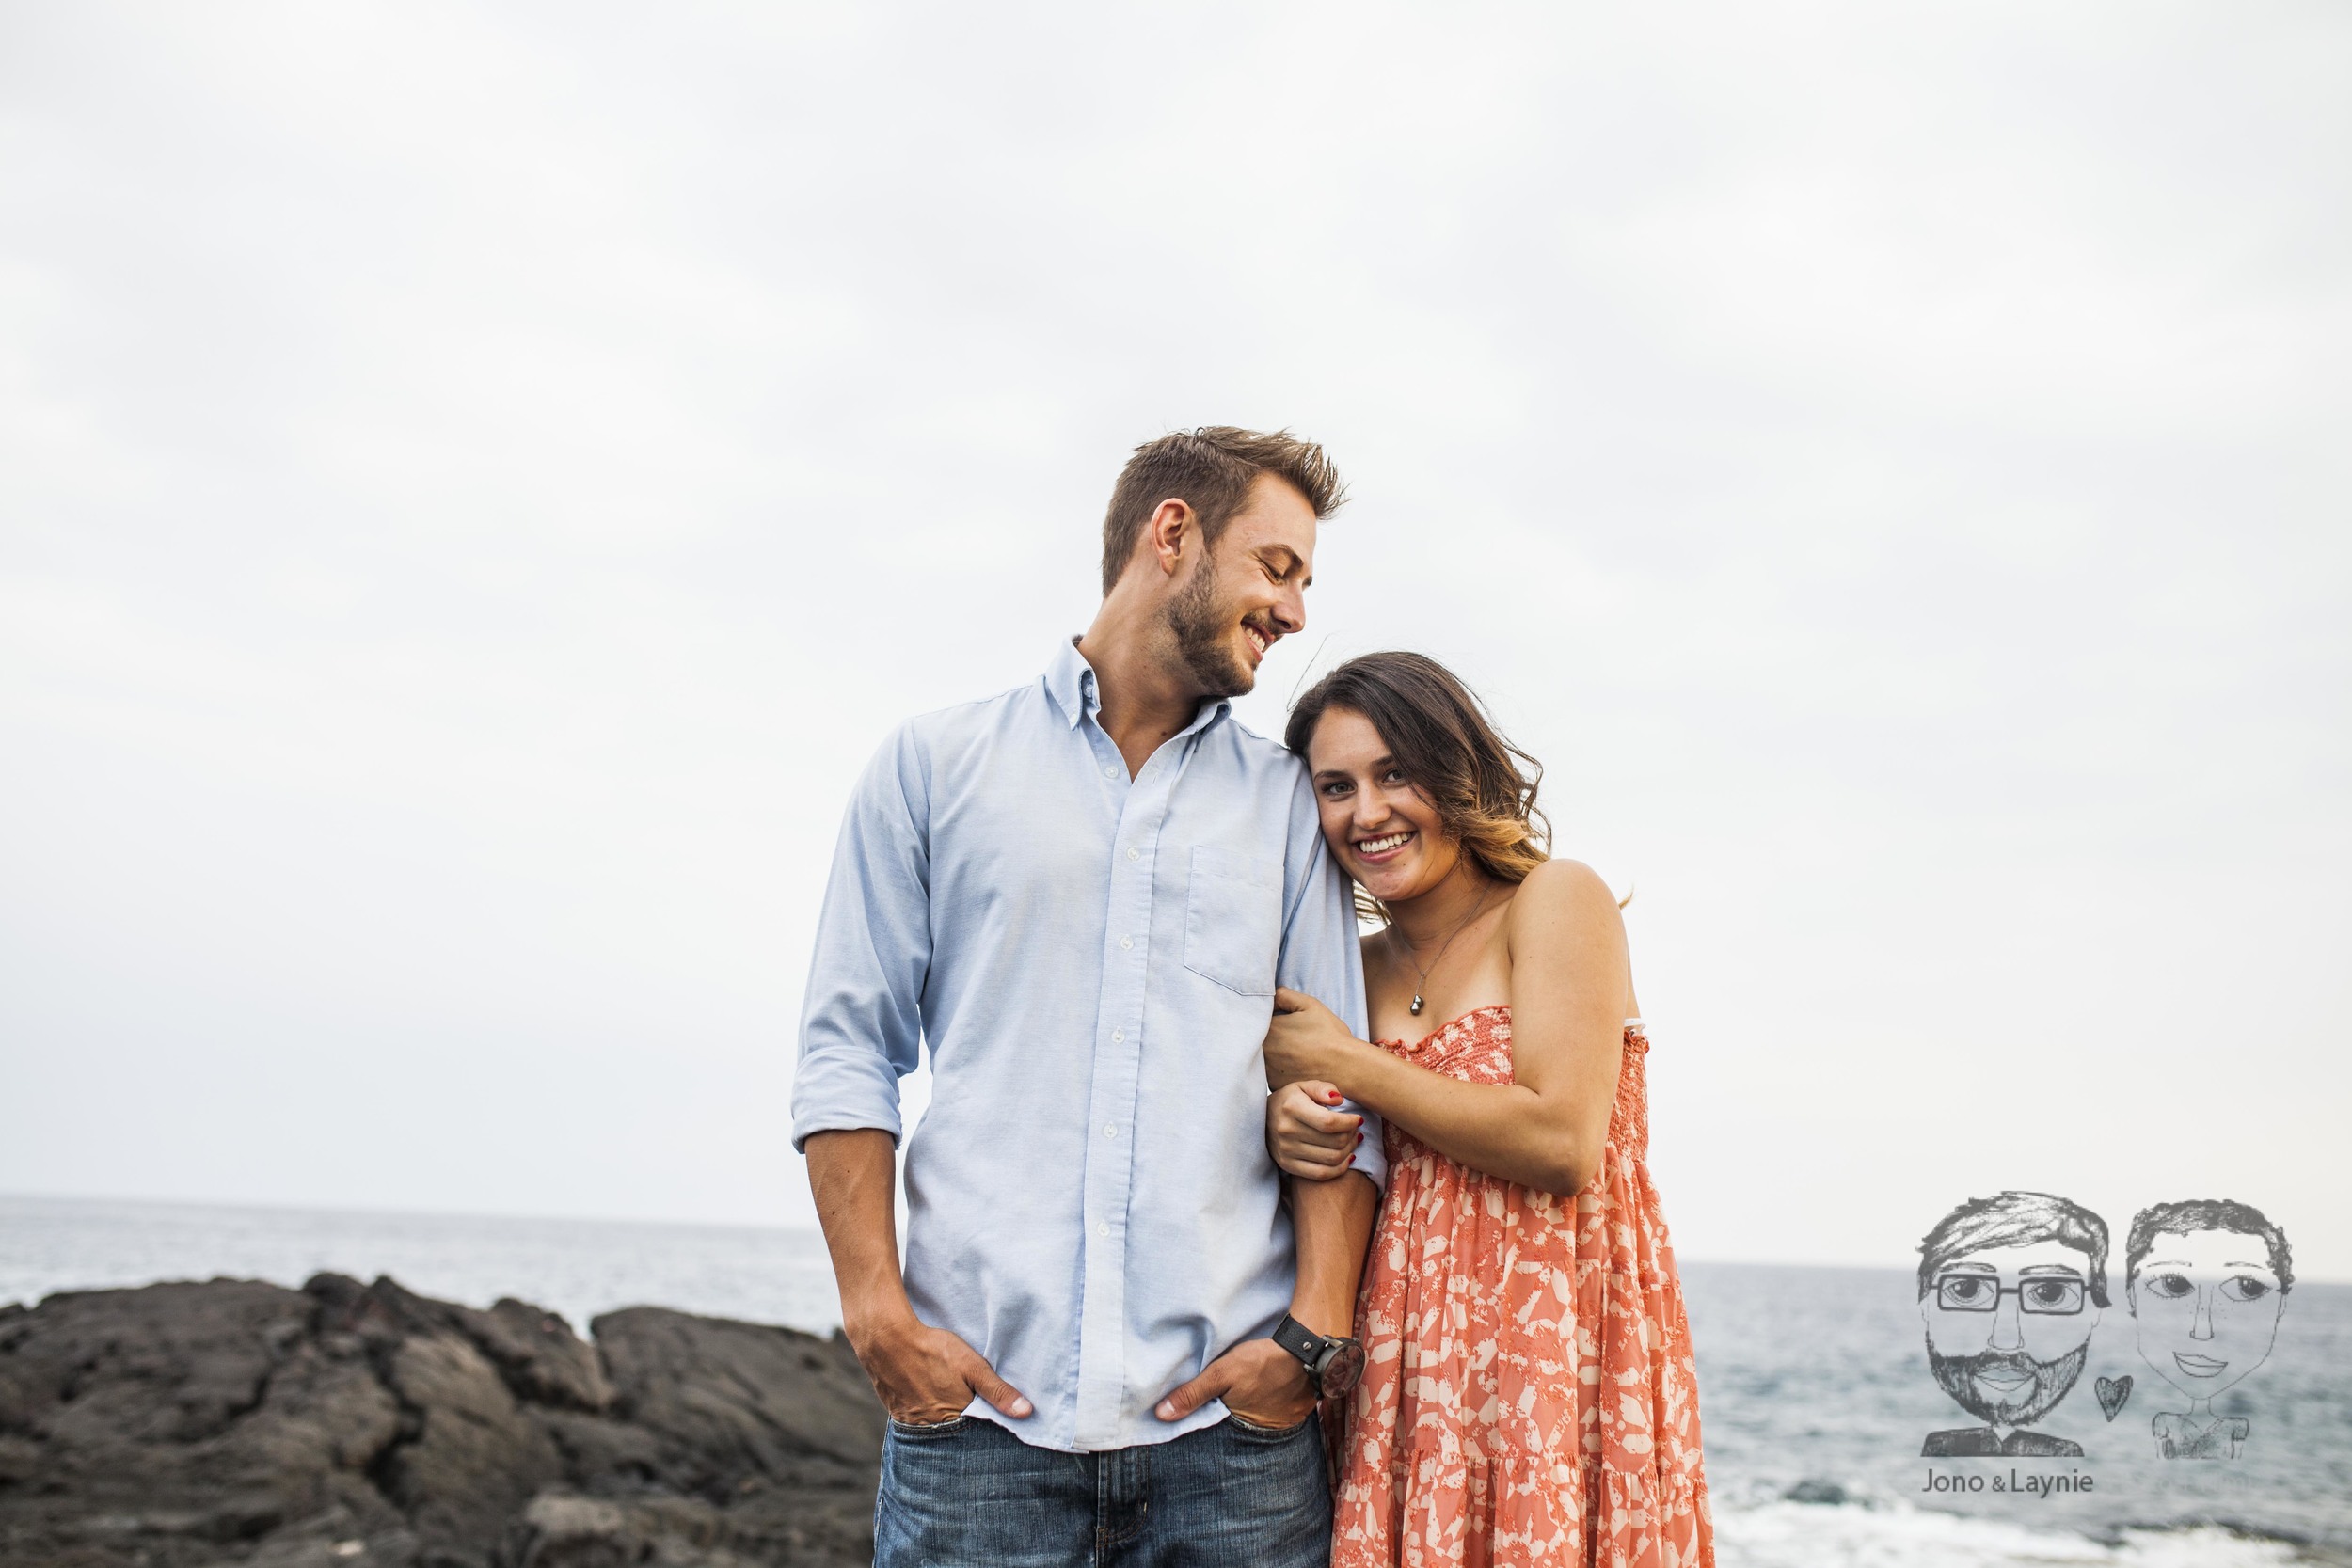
left=0, top=1274, right=884, bottom=1567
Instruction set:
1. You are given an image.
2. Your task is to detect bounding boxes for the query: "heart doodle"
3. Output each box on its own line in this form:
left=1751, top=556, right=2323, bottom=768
left=2096, top=1374, right=2133, bottom=1421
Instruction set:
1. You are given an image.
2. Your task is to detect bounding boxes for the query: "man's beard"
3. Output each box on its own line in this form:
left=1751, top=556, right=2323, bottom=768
left=1927, top=1340, right=2090, bottom=1430
left=1164, top=552, right=1253, bottom=698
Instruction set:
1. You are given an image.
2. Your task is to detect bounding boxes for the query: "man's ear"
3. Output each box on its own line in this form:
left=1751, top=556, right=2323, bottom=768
left=1142, top=499, right=1195, bottom=578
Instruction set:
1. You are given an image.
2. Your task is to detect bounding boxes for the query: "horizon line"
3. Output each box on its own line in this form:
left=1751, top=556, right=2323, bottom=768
left=8, top=1188, right=2346, bottom=1288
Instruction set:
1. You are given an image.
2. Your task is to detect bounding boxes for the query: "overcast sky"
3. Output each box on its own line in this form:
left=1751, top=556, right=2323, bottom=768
left=4, top=2, right=2346, bottom=1280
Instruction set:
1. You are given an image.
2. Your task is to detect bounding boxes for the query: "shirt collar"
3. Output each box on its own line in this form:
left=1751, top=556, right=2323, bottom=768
left=1045, top=636, right=1099, bottom=728
left=1045, top=636, right=1231, bottom=736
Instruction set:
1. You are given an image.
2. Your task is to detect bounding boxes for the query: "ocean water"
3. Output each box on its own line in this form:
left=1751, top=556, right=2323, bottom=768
left=5, top=1194, right=2346, bottom=1566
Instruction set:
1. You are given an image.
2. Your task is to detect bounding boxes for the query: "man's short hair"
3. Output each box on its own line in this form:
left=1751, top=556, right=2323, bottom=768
left=1917, top=1191, right=2110, bottom=1308
left=2125, top=1198, right=2294, bottom=1294
left=1099, top=427, right=1346, bottom=594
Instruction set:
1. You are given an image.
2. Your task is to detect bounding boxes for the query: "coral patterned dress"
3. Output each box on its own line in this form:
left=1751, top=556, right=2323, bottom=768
left=1330, top=1007, right=1713, bottom=1568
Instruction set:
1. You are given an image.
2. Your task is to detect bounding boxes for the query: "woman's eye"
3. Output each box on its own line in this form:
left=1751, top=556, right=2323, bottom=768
left=2220, top=1276, right=2271, bottom=1303
left=2148, top=1274, right=2194, bottom=1300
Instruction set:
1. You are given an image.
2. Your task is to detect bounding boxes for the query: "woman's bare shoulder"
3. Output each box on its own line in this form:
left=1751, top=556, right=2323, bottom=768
left=1504, top=860, right=1627, bottom=949
left=1506, top=862, right=1634, bottom=1010
left=1505, top=860, right=1618, bottom=921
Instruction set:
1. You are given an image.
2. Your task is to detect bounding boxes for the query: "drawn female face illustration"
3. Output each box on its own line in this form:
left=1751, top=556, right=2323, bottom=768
left=2131, top=1227, right=2284, bottom=1401
left=1921, top=1241, right=2099, bottom=1426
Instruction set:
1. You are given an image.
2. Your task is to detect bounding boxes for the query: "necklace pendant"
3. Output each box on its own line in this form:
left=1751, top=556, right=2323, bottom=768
left=1409, top=993, right=1424, bottom=1016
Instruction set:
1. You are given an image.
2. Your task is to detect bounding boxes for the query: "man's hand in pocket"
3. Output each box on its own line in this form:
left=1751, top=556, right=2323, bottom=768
left=853, top=1314, right=1032, bottom=1426
left=1152, top=1338, right=1312, bottom=1430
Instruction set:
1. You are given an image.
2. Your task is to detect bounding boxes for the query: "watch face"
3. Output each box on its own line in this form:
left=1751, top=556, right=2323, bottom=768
left=1318, top=1338, right=1367, bottom=1399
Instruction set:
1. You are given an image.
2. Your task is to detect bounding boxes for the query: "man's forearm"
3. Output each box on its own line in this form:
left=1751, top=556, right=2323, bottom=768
left=806, top=1128, right=1033, bottom=1421
left=805, top=1128, right=914, bottom=1342
left=1287, top=1169, right=1378, bottom=1338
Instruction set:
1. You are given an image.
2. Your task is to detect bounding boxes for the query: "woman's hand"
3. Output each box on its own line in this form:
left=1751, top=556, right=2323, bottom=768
left=1266, top=1080, right=1362, bottom=1181
left=1263, top=987, right=1359, bottom=1089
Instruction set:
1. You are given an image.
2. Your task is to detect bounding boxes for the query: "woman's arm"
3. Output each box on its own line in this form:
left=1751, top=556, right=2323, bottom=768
left=1263, top=861, right=1630, bottom=1194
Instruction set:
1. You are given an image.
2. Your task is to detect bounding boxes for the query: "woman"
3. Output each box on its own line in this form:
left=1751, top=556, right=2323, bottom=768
left=1264, top=652, right=1712, bottom=1568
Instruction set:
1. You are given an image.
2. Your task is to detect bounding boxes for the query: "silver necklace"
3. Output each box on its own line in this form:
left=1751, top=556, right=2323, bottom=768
left=1389, top=886, right=1495, bottom=1017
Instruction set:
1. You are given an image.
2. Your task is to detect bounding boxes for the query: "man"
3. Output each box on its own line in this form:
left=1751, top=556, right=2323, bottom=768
left=1915, top=1190, right=2108, bottom=1458
left=794, top=428, right=1385, bottom=1567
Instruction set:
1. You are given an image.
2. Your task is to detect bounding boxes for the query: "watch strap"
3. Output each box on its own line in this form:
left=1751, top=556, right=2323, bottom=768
left=1271, top=1313, right=1326, bottom=1370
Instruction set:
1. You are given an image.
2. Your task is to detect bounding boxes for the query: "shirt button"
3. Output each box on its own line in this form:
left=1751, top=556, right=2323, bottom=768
left=1119, top=936, right=1134, bottom=951
left=1097, top=1222, right=1110, bottom=1238
left=1126, top=847, right=1139, bottom=861
left=1104, top=765, right=1119, bottom=779
left=1111, top=1028, right=1125, bottom=1043
left=1104, top=1123, right=1119, bottom=1138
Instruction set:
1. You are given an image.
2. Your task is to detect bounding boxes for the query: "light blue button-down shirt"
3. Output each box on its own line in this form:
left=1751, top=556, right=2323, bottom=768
left=793, top=638, right=1384, bottom=1453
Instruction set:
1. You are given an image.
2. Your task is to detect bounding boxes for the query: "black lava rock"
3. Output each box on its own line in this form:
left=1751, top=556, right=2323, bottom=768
left=0, top=1275, right=883, bottom=1567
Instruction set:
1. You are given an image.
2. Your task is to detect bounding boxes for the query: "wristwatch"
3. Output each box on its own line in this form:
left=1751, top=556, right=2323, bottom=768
left=1272, top=1313, right=1365, bottom=1398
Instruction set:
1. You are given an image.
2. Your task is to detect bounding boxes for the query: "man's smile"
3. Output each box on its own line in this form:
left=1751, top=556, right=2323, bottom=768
left=2172, top=1352, right=2229, bottom=1379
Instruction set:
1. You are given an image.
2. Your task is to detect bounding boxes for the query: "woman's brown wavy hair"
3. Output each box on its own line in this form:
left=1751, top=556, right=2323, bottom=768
left=1285, top=652, right=1550, bottom=921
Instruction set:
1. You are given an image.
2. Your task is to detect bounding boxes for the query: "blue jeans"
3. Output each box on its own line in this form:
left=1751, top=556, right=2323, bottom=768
left=874, top=1411, right=1331, bottom=1568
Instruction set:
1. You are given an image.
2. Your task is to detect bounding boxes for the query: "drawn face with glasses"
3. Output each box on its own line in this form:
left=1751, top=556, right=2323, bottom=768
left=1921, top=1243, right=2101, bottom=1430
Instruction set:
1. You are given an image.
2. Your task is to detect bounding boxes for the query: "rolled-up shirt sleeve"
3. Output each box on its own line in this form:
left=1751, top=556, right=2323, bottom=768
left=1276, top=768, right=1389, bottom=1190
left=792, top=724, right=931, bottom=1151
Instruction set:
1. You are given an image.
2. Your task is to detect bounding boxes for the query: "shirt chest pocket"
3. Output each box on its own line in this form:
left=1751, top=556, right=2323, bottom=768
left=1182, top=846, right=1282, bottom=998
